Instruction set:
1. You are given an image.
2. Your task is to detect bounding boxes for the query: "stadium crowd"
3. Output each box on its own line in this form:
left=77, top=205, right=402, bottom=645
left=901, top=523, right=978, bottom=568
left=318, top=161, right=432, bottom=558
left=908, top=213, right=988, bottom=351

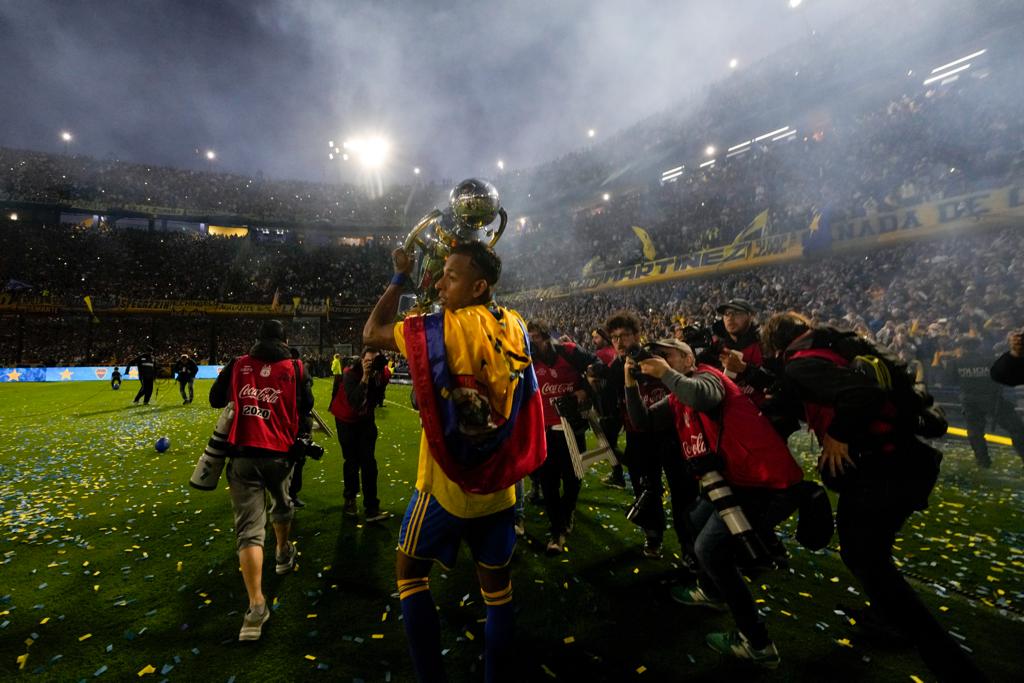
left=513, top=224, right=1024, bottom=388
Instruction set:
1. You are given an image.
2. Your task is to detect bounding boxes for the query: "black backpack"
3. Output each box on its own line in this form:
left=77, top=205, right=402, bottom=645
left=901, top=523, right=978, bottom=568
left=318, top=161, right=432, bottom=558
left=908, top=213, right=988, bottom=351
left=814, top=328, right=948, bottom=439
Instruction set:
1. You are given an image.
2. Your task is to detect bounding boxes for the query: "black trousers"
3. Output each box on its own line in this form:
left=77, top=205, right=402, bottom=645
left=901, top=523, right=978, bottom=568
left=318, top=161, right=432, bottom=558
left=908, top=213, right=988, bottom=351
left=624, top=430, right=697, bottom=546
left=337, top=418, right=379, bottom=511
left=178, top=377, right=194, bottom=402
left=539, top=426, right=586, bottom=535
left=289, top=454, right=306, bottom=499
left=837, top=475, right=986, bottom=682
left=134, top=375, right=154, bottom=404
left=962, top=395, right=1024, bottom=465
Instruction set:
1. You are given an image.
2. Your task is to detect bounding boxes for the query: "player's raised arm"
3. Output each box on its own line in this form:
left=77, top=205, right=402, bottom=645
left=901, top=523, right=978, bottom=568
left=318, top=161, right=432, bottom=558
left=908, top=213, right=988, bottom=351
left=362, top=247, right=412, bottom=353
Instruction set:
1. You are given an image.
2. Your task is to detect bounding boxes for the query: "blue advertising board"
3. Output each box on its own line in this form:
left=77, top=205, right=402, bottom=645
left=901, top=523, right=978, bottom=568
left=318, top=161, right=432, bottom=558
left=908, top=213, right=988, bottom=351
left=1, top=366, right=224, bottom=382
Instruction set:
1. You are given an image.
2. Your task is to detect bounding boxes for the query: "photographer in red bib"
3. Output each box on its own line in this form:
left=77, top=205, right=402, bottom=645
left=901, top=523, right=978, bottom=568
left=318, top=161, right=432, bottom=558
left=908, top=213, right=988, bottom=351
left=625, top=338, right=803, bottom=669
left=209, top=319, right=314, bottom=642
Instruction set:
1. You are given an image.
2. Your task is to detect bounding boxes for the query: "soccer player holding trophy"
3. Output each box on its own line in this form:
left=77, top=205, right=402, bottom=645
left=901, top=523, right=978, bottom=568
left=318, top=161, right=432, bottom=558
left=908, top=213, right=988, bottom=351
left=363, top=180, right=545, bottom=683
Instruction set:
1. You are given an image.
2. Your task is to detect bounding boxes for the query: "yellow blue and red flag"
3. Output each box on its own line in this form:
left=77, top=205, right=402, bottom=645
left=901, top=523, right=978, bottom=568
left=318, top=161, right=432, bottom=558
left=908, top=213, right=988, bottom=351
left=403, top=305, right=546, bottom=494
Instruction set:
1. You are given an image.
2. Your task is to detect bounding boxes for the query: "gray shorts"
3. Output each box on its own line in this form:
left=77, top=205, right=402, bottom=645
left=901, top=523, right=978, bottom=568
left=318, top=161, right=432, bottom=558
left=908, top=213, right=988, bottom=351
left=227, top=456, right=295, bottom=551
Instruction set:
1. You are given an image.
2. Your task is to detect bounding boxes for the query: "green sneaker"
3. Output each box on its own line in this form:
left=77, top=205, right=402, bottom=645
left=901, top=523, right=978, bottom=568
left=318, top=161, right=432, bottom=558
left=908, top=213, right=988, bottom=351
left=706, top=630, right=780, bottom=669
left=670, top=584, right=728, bottom=611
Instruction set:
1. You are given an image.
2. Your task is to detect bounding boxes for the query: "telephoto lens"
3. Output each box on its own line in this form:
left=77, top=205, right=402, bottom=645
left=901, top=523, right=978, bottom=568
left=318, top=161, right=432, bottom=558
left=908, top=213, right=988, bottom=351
left=189, top=402, right=234, bottom=490
left=699, top=470, right=769, bottom=563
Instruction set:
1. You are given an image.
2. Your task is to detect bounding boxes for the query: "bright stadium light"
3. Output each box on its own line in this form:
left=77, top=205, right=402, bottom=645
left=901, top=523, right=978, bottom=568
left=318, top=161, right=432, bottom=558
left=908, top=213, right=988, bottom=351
left=328, top=152, right=334, bottom=160
left=413, top=167, right=421, bottom=175
left=343, top=136, right=390, bottom=169
left=328, top=140, right=335, bottom=148
left=587, top=128, right=596, bottom=138
left=61, top=131, right=73, bottom=142
left=9, top=212, right=18, bottom=221
left=705, top=145, right=716, bottom=156
left=789, top=0, right=803, bottom=8
left=729, top=58, right=739, bottom=69
left=602, top=193, right=610, bottom=201
left=205, top=150, right=216, bottom=161
left=497, top=159, right=505, bottom=170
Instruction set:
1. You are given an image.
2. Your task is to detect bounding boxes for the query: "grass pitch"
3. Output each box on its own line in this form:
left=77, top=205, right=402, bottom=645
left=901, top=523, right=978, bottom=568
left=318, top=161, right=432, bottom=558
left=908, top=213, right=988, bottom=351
left=0, top=379, right=1022, bottom=682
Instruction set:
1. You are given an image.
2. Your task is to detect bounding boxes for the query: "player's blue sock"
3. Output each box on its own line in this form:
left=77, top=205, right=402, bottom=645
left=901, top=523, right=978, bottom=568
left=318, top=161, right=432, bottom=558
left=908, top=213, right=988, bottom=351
left=398, top=577, right=446, bottom=682
left=482, top=582, right=514, bottom=683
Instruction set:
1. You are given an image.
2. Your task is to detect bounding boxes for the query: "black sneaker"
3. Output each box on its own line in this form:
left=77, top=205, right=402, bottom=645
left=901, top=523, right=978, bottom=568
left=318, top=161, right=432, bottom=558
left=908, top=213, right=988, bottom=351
left=365, top=509, right=393, bottom=523
left=291, top=498, right=306, bottom=509
left=642, top=540, right=662, bottom=560
left=343, top=499, right=358, bottom=518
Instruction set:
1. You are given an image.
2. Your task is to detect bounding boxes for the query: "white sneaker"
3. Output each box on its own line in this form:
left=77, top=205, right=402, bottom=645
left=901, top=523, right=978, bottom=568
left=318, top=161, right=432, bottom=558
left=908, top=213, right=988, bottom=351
left=238, top=604, right=270, bottom=641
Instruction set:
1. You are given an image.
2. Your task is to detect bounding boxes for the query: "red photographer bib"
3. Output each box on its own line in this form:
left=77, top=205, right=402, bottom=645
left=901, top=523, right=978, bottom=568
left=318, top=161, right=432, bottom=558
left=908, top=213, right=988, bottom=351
left=228, top=355, right=300, bottom=453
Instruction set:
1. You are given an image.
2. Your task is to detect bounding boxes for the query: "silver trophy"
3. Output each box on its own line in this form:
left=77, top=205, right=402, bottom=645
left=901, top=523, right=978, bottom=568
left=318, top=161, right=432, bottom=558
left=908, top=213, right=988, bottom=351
left=403, top=178, right=508, bottom=310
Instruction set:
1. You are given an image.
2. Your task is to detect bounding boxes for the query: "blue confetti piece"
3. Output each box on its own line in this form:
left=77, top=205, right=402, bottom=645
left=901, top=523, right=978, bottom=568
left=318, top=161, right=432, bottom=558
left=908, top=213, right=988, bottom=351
left=93, top=664, right=108, bottom=676
left=105, top=644, right=113, bottom=653
left=160, top=664, right=174, bottom=675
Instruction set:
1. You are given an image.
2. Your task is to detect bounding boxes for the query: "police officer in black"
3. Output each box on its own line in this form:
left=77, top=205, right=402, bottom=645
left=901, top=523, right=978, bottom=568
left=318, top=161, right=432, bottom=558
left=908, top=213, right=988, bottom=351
left=945, top=336, right=1024, bottom=468
left=173, top=354, right=200, bottom=405
left=127, top=348, right=157, bottom=405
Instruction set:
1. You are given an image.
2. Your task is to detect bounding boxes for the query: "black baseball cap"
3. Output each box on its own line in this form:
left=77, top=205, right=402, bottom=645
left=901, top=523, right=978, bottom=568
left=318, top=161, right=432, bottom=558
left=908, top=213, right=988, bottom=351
left=259, top=319, right=288, bottom=342
left=716, top=299, right=756, bottom=315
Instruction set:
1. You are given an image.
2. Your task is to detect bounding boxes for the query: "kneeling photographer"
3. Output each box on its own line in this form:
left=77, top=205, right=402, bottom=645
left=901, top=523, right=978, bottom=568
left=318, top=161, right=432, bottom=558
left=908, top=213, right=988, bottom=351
left=209, top=319, right=314, bottom=642
left=329, top=346, right=392, bottom=522
left=625, top=339, right=804, bottom=669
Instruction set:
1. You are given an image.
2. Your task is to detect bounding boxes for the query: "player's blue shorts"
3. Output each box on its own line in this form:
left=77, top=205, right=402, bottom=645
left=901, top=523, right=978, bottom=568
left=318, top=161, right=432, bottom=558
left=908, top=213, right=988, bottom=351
left=397, top=490, right=516, bottom=569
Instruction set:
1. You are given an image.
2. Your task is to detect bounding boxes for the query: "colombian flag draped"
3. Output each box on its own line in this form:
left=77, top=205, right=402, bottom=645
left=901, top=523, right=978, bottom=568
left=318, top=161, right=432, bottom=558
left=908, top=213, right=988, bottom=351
left=404, top=305, right=546, bottom=494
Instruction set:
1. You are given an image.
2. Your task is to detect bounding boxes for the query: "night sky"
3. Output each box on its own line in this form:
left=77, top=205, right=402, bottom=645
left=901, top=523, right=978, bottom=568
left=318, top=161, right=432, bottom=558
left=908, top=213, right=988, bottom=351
left=1, top=0, right=866, bottom=183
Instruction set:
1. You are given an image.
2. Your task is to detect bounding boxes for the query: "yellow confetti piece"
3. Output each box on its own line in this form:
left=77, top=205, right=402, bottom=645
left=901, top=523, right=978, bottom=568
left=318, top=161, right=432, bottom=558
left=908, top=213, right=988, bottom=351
left=138, top=664, right=156, bottom=677
left=79, top=633, right=92, bottom=641
left=636, top=665, right=647, bottom=674
left=829, top=576, right=840, bottom=583
left=307, top=614, right=317, bottom=619
left=93, top=585, right=100, bottom=592
left=910, top=676, right=925, bottom=683
left=799, top=592, right=813, bottom=598
left=563, top=636, right=575, bottom=644
left=176, top=561, right=182, bottom=572
left=304, top=655, right=316, bottom=661
left=24, top=637, right=34, bottom=647
left=633, top=568, right=639, bottom=575
left=39, top=617, right=49, bottom=625
left=17, top=653, right=29, bottom=670
left=836, top=638, right=852, bottom=648
left=465, top=631, right=475, bottom=641
left=780, top=610, right=793, bottom=617
left=381, top=612, right=388, bottom=622
left=541, top=664, right=556, bottom=678
left=371, top=634, right=384, bottom=639
left=939, top=606, right=949, bottom=612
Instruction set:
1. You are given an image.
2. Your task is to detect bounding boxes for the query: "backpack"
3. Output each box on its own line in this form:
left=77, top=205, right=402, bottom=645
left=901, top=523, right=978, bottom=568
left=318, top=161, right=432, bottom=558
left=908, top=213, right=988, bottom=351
left=814, top=328, right=948, bottom=439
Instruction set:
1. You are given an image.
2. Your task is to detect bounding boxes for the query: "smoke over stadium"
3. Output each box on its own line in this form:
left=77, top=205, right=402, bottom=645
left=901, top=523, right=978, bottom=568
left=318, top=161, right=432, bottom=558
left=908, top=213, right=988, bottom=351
left=1, top=1, right=1023, bottom=681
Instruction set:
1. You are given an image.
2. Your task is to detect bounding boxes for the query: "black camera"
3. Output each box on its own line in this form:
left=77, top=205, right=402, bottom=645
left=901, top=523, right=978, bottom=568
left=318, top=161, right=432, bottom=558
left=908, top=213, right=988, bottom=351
left=680, top=322, right=721, bottom=365
left=586, top=361, right=608, bottom=380
left=553, top=393, right=582, bottom=424
left=627, top=344, right=656, bottom=377
left=292, top=436, right=325, bottom=461
left=370, top=354, right=388, bottom=372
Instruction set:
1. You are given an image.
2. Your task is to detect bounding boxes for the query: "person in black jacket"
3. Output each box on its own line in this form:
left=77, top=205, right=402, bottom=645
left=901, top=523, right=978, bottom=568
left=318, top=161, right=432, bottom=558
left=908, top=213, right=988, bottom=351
left=172, top=354, right=199, bottom=405
left=287, top=347, right=315, bottom=508
left=991, top=329, right=1024, bottom=387
left=209, top=320, right=314, bottom=642
left=712, top=299, right=774, bottom=405
left=329, top=346, right=392, bottom=522
left=126, top=348, right=157, bottom=405
left=945, top=336, right=1024, bottom=468
left=594, top=310, right=695, bottom=560
left=762, top=312, right=987, bottom=683
left=527, top=320, right=598, bottom=554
